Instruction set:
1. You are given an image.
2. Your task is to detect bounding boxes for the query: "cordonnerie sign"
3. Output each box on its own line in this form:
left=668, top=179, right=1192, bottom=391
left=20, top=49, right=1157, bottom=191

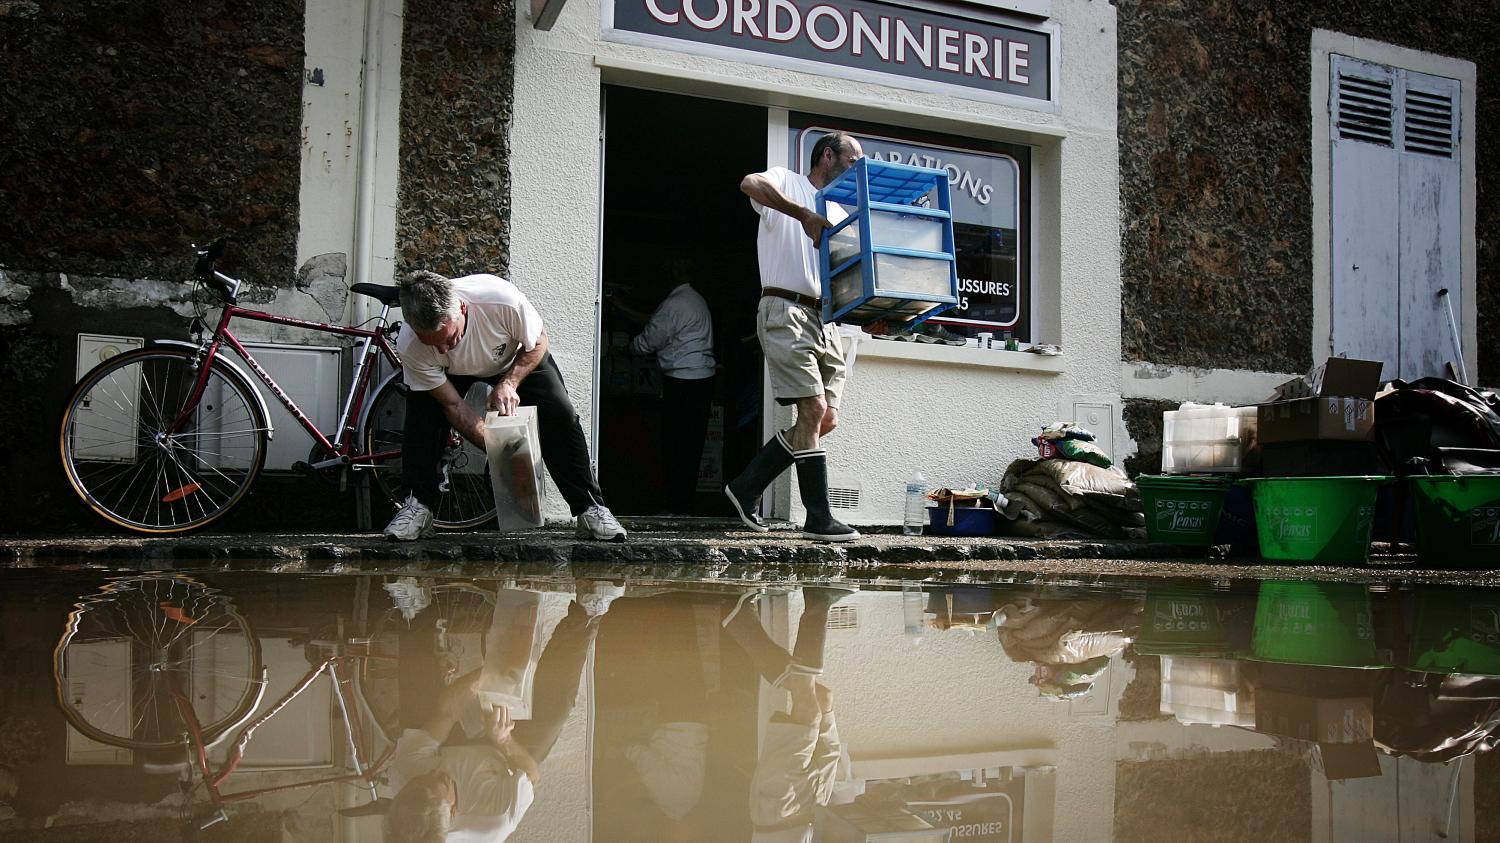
left=604, top=0, right=1054, bottom=105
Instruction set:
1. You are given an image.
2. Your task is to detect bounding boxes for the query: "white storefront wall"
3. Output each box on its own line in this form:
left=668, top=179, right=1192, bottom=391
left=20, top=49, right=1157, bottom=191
left=512, top=0, right=1121, bottom=523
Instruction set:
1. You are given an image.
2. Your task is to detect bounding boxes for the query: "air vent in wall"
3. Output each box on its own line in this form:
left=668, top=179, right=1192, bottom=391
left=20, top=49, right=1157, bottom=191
left=826, top=605, right=858, bottom=630
left=1336, top=73, right=1394, bottom=146
left=1404, top=87, right=1456, bottom=157
left=828, top=486, right=860, bottom=510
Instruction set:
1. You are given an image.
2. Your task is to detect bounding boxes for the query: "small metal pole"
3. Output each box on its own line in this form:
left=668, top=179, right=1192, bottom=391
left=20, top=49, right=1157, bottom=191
left=1437, top=754, right=1464, bottom=838
left=1437, top=288, right=1469, bottom=384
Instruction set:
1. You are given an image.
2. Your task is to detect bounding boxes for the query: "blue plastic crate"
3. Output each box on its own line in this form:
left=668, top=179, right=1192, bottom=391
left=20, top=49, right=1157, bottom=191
left=816, top=158, right=960, bottom=329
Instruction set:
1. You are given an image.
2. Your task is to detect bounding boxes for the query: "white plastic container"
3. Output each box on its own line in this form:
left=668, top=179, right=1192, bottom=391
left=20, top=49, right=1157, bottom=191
left=484, top=408, right=545, bottom=531
left=1161, top=403, right=1259, bottom=474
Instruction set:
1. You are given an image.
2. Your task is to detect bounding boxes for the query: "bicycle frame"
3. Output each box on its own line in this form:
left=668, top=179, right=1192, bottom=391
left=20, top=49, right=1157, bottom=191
left=168, top=653, right=395, bottom=811
left=169, top=269, right=404, bottom=470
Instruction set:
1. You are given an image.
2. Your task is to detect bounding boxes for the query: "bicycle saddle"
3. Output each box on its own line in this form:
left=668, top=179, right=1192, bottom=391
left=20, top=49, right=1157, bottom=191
left=351, top=283, right=401, bottom=306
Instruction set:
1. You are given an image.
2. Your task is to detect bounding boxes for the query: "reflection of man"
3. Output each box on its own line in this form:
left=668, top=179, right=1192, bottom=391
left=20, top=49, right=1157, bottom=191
left=386, top=270, right=625, bottom=542
left=385, top=583, right=619, bottom=841
left=723, top=586, right=853, bottom=840
left=726, top=132, right=882, bottom=542
left=620, top=268, right=717, bottom=515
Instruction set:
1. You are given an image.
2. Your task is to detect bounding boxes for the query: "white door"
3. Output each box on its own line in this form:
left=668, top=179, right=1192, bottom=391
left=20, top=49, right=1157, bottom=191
left=1330, top=55, right=1461, bottom=381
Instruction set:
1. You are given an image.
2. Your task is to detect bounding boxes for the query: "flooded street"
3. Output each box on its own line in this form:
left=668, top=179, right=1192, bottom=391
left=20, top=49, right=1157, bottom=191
left=2, top=566, right=1498, bottom=842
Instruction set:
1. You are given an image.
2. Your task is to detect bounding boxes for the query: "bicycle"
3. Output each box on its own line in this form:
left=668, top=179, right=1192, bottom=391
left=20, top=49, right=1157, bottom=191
left=53, top=573, right=397, bottom=830
left=58, top=240, right=495, bottom=533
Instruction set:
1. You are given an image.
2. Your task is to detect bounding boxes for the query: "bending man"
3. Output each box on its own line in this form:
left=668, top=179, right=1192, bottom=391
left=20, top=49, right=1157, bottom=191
left=386, top=270, right=625, bottom=542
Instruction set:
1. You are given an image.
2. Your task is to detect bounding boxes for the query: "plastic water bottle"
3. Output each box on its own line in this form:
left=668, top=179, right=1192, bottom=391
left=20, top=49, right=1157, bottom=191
left=902, top=471, right=927, bottom=536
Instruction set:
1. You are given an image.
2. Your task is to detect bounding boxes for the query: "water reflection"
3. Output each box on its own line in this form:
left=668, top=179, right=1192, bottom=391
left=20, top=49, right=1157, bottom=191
left=0, top=569, right=1496, bottom=840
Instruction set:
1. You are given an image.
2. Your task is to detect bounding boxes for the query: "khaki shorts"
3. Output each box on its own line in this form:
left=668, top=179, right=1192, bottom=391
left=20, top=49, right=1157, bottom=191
left=757, top=295, right=848, bottom=408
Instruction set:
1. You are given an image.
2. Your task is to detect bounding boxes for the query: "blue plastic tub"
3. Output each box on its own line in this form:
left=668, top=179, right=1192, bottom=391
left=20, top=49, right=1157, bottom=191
left=927, top=504, right=997, bottom=536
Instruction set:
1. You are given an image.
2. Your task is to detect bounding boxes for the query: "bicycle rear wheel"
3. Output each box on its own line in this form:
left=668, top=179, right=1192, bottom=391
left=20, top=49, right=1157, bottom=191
left=363, top=375, right=496, bottom=529
left=59, top=348, right=268, bottom=533
left=357, top=581, right=497, bottom=739
left=54, top=575, right=264, bottom=751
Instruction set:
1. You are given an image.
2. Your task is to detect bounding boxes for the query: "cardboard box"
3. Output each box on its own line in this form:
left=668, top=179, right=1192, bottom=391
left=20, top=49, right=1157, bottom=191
left=1258, top=396, right=1375, bottom=443
left=1253, top=689, right=1382, bottom=779
left=1254, top=689, right=1373, bottom=743
left=1259, top=358, right=1383, bottom=444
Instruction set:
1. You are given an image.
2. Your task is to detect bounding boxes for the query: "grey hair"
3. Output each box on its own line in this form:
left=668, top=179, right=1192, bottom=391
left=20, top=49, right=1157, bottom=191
left=398, top=270, right=461, bottom=333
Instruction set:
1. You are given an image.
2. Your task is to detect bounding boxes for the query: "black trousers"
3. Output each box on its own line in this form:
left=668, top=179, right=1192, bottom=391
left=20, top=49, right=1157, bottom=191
left=511, top=601, right=599, bottom=764
left=402, top=352, right=605, bottom=516
left=660, top=375, right=715, bottom=513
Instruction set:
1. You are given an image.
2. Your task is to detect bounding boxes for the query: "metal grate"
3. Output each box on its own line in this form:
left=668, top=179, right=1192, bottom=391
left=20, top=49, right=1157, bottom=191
left=826, top=605, right=858, bottom=630
left=828, top=486, right=861, bottom=509
left=1336, top=72, right=1394, bottom=146
left=1404, top=87, right=1456, bottom=157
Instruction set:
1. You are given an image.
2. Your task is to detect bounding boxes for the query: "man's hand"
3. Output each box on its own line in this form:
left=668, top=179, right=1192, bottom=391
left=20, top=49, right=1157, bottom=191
left=487, top=704, right=516, bottom=745
left=488, top=381, right=520, bottom=416
left=801, top=210, right=833, bottom=243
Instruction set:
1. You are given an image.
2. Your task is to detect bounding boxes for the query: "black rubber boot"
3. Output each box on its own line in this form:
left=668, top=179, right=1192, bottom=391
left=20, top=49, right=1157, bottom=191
left=795, top=451, right=860, bottom=542
left=724, top=431, right=795, bottom=532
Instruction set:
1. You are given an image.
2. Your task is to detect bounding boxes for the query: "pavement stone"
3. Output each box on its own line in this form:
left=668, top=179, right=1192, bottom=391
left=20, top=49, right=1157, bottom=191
left=2, top=518, right=1496, bottom=586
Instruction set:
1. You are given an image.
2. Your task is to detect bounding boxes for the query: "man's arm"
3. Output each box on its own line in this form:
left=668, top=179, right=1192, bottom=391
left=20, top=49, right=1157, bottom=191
left=741, top=172, right=831, bottom=243
left=489, top=329, right=549, bottom=416
left=430, top=380, right=487, bottom=449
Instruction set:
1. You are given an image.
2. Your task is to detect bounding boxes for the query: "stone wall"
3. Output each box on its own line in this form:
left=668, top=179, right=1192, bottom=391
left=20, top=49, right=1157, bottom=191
left=1119, top=0, right=1500, bottom=383
left=1114, top=751, right=1312, bottom=841
left=0, top=0, right=304, bottom=532
left=396, top=0, right=515, bottom=279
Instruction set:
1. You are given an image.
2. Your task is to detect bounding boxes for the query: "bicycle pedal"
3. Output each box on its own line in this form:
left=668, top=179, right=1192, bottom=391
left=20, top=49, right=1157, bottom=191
left=291, top=460, right=316, bottom=476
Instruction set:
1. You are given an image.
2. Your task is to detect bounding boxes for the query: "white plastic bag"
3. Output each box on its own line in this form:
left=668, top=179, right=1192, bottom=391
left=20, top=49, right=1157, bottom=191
left=484, top=408, right=545, bottom=530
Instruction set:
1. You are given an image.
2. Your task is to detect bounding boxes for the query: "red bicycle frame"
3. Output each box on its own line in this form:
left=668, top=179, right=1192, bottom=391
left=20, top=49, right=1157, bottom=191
left=166, top=296, right=405, bottom=469
left=168, top=653, right=396, bottom=807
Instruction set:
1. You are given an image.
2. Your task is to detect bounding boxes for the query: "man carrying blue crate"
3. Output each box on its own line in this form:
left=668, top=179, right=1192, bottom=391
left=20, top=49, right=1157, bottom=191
left=726, top=131, right=882, bottom=542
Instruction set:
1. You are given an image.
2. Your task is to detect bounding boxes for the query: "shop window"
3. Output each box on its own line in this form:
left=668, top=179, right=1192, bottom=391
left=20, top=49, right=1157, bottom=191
left=790, top=114, right=1032, bottom=341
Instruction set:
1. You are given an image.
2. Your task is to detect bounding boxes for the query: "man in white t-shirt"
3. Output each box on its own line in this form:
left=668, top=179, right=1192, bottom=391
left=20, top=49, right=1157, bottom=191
left=620, top=267, right=717, bottom=514
left=725, top=131, right=880, bottom=542
left=385, top=271, right=625, bottom=542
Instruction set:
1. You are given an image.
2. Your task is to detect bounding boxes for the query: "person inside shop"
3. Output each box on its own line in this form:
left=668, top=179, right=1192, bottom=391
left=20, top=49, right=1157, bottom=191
left=613, top=258, right=718, bottom=515
left=725, top=131, right=883, bottom=542
left=721, top=585, right=856, bottom=840
left=380, top=581, right=623, bottom=842
left=384, top=270, right=626, bottom=542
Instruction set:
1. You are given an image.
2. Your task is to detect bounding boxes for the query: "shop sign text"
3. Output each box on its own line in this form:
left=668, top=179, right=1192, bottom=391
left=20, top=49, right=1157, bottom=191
left=608, top=0, right=1052, bottom=105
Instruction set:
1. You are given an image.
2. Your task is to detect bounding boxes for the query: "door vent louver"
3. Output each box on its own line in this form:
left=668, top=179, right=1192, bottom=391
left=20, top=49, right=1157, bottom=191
left=1336, top=73, right=1394, bottom=147
left=1404, top=88, right=1456, bottom=157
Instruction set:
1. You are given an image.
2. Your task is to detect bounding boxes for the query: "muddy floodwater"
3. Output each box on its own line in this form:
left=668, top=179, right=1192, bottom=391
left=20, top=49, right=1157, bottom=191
left=1, top=565, right=1497, bottom=841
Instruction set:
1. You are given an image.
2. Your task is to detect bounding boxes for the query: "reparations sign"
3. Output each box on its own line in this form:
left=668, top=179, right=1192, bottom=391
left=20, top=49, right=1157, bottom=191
left=604, top=0, right=1053, bottom=106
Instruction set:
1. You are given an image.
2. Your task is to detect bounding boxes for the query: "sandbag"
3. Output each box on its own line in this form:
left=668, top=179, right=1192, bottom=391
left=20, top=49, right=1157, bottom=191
left=1028, top=458, right=1136, bottom=499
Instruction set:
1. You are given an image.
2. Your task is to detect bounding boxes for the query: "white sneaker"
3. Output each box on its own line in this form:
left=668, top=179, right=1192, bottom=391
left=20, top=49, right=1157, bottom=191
left=576, top=504, right=627, bottom=542
left=383, top=495, right=435, bottom=541
left=576, top=579, right=626, bottom=617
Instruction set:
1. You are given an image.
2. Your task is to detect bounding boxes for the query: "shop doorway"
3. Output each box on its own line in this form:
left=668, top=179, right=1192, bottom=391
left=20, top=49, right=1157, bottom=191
left=598, top=86, right=765, bottom=516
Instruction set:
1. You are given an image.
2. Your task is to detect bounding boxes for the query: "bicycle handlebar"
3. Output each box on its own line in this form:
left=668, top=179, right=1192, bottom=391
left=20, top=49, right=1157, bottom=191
left=192, top=240, right=237, bottom=303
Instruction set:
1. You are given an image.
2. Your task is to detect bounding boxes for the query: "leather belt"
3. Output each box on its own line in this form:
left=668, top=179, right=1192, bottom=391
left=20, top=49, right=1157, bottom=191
left=761, top=286, right=822, bottom=310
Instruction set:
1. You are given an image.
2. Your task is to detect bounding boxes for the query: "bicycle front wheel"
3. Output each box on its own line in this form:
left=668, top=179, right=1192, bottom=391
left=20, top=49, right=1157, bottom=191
left=54, top=575, right=264, bottom=751
left=363, top=375, right=496, bottom=529
left=59, top=348, right=268, bottom=533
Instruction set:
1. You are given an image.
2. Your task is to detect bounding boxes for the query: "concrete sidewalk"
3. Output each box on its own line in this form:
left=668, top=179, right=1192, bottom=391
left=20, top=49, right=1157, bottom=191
left=4, top=517, right=1490, bottom=587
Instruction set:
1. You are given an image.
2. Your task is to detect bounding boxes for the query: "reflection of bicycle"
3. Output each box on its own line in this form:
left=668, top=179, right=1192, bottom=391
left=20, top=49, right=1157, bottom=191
left=58, top=240, right=494, bottom=534
left=53, top=575, right=394, bottom=829
left=360, top=581, right=498, bottom=738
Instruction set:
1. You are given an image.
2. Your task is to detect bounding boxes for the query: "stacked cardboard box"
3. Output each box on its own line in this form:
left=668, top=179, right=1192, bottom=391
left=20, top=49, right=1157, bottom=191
left=1258, top=358, right=1385, bottom=476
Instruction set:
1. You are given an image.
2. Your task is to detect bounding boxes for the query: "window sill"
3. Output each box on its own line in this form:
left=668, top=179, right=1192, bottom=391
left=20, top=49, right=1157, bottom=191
left=856, top=338, right=1065, bottom=373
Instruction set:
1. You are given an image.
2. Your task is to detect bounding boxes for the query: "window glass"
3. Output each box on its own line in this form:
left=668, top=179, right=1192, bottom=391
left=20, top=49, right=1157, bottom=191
left=790, top=114, right=1032, bottom=341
